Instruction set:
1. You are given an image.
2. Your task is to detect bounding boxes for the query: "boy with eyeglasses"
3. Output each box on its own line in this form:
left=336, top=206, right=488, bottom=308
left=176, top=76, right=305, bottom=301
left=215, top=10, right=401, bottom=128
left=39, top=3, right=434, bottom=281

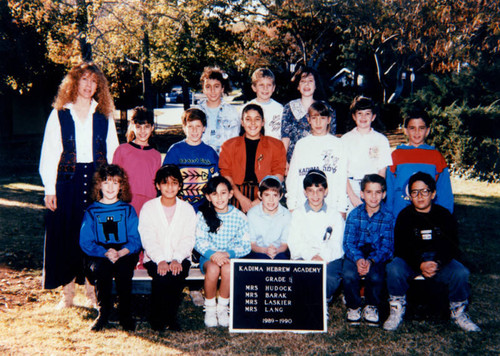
left=386, top=109, right=453, bottom=217
left=383, top=172, right=480, bottom=332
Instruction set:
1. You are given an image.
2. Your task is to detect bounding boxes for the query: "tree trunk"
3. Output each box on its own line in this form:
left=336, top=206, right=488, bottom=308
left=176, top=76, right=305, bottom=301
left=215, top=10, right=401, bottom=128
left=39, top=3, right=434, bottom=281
left=76, top=0, right=92, bottom=61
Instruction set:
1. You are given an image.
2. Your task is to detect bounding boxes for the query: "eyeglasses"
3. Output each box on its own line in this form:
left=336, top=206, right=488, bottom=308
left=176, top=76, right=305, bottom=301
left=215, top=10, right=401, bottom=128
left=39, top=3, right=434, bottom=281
left=410, top=189, right=432, bottom=198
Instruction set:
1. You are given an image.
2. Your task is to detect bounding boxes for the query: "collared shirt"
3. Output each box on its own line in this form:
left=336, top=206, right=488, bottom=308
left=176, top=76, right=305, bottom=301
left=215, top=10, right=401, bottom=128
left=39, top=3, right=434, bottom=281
left=247, top=202, right=292, bottom=248
left=304, top=200, right=327, bottom=213
left=288, top=201, right=345, bottom=262
left=39, top=100, right=119, bottom=195
left=198, top=100, right=240, bottom=154
left=343, top=202, right=394, bottom=264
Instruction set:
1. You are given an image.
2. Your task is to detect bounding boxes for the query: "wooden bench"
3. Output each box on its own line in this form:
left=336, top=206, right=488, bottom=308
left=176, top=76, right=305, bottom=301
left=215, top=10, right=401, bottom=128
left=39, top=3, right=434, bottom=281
left=129, top=265, right=205, bottom=294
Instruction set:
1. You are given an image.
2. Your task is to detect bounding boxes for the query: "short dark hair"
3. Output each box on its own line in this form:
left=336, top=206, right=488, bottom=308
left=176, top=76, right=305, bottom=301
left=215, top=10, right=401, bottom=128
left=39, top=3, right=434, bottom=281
left=404, top=109, right=431, bottom=127
left=259, top=176, right=283, bottom=195
left=182, top=108, right=206, bottom=127
left=155, top=164, right=183, bottom=191
left=127, top=106, right=155, bottom=142
left=360, top=174, right=386, bottom=192
left=409, top=171, right=436, bottom=192
left=303, top=169, right=328, bottom=189
left=350, top=96, right=375, bottom=116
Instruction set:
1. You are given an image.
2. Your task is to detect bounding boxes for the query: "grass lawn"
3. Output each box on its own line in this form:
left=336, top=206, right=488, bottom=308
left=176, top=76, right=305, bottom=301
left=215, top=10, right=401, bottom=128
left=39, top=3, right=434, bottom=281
left=0, top=136, right=499, bottom=355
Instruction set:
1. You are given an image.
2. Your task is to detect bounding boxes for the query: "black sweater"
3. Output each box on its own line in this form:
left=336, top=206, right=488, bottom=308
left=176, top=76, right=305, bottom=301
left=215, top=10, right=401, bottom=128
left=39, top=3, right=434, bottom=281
left=394, top=204, right=459, bottom=271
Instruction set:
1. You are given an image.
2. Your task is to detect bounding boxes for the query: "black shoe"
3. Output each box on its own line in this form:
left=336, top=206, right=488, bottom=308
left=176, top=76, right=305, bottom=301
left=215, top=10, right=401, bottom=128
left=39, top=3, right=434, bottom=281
left=91, top=316, right=108, bottom=332
left=120, top=318, right=136, bottom=332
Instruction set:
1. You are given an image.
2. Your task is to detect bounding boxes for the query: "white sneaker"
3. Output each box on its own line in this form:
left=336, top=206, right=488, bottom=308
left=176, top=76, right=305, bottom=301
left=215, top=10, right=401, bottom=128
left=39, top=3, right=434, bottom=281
left=204, top=304, right=218, bottom=327
left=363, top=305, right=379, bottom=325
left=383, top=296, right=406, bottom=331
left=217, top=303, right=230, bottom=327
left=346, top=307, right=362, bottom=325
left=450, top=301, right=481, bottom=332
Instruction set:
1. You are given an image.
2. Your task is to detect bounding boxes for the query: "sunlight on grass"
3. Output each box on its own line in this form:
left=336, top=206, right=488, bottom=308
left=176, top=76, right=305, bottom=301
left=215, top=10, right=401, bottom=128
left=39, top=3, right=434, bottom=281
left=451, top=177, right=500, bottom=198
left=0, top=198, right=45, bottom=210
left=2, top=183, right=44, bottom=192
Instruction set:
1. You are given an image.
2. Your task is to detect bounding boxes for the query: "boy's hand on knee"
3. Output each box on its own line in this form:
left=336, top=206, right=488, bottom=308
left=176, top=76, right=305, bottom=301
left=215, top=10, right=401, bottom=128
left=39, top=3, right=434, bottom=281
left=157, top=260, right=170, bottom=276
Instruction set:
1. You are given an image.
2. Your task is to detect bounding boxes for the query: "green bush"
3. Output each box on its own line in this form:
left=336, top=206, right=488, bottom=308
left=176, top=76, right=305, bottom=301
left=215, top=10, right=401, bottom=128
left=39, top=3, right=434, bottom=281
left=428, top=103, right=500, bottom=182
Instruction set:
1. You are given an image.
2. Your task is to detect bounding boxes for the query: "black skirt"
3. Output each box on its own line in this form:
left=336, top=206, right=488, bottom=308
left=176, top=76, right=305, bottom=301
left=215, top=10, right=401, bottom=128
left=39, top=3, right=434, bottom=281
left=43, top=163, right=94, bottom=289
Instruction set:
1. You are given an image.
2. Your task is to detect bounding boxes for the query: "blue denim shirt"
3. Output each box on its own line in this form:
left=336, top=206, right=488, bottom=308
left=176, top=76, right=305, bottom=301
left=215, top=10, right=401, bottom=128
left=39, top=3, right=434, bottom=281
left=198, top=100, right=240, bottom=154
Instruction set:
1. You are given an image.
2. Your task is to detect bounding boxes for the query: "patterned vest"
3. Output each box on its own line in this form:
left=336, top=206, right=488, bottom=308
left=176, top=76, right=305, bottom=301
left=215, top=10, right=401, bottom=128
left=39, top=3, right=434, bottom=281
left=56, top=109, right=108, bottom=181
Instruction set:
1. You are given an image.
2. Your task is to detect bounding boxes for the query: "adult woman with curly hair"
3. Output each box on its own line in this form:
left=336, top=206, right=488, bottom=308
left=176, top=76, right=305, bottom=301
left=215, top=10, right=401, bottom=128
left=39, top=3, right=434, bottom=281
left=39, top=62, right=119, bottom=309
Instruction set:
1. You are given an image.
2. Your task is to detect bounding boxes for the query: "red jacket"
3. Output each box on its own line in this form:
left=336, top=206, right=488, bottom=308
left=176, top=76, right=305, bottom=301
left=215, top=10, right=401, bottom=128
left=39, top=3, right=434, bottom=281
left=219, top=135, right=286, bottom=185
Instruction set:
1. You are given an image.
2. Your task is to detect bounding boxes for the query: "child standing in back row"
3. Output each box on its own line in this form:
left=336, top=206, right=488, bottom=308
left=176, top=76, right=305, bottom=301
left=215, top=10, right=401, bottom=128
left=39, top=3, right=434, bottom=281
left=195, top=176, right=251, bottom=328
left=341, top=97, right=392, bottom=214
left=386, top=109, right=454, bottom=217
left=219, top=104, right=286, bottom=213
left=113, top=106, right=161, bottom=214
left=281, top=67, right=336, bottom=162
left=164, top=108, right=219, bottom=212
left=80, top=164, right=142, bottom=332
left=198, top=67, right=240, bottom=154
left=286, top=101, right=347, bottom=215
left=247, top=68, right=283, bottom=140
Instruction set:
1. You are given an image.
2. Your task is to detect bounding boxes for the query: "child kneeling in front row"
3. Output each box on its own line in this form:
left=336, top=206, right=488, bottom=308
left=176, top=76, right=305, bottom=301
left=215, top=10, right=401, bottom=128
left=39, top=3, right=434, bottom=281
left=139, top=165, right=197, bottom=332
left=247, top=175, right=291, bottom=260
left=195, top=176, right=251, bottom=327
left=80, top=164, right=142, bottom=332
left=287, top=169, right=345, bottom=302
left=343, top=174, right=394, bottom=326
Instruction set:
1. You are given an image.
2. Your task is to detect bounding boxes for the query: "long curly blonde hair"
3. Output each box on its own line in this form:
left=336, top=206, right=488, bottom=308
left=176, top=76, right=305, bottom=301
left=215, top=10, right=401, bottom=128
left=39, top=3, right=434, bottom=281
left=53, top=62, right=115, bottom=116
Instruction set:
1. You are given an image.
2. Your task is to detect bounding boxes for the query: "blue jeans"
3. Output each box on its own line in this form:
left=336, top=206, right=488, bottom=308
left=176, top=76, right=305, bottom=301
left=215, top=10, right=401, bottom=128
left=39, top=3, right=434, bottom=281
left=343, top=258, right=385, bottom=309
left=326, top=258, right=343, bottom=299
left=386, top=257, right=470, bottom=302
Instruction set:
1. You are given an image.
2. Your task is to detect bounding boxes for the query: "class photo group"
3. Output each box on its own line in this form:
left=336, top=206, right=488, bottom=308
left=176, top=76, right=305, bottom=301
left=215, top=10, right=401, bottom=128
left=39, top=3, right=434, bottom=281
left=38, top=61, right=480, bottom=334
